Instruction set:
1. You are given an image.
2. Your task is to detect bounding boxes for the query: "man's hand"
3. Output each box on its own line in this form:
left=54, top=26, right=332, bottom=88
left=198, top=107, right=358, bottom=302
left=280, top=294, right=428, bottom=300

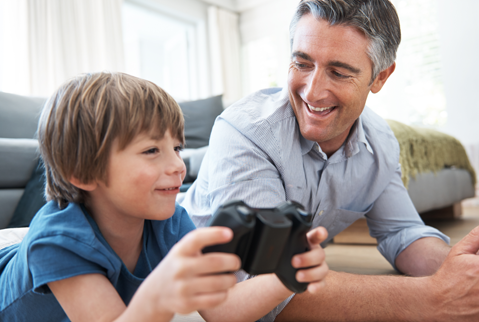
left=134, top=227, right=241, bottom=318
left=428, top=225, right=479, bottom=320
left=291, top=227, right=329, bottom=293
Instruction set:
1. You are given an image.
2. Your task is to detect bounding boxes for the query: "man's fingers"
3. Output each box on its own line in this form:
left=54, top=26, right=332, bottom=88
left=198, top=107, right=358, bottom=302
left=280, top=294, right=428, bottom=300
left=451, top=225, right=479, bottom=256
left=174, top=227, right=233, bottom=256
left=306, top=226, right=328, bottom=247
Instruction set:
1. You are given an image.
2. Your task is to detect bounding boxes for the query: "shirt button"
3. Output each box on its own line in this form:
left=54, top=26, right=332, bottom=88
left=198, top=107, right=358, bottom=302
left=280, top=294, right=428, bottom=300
left=318, top=210, right=324, bottom=216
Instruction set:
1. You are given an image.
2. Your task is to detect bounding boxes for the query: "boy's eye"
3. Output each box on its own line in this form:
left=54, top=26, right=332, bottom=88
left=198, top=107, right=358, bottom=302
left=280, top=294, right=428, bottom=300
left=174, top=144, right=184, bottom=153
left=143, top=148, right=159, bottom=155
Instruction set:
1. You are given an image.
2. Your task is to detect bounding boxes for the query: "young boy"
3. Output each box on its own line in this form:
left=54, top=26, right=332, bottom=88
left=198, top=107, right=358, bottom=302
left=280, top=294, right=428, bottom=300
left=0, top=72, right=328, bottom=322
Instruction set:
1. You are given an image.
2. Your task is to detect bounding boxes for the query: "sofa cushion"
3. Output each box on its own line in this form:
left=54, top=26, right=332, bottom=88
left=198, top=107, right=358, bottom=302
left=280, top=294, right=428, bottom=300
left=0, top=189, right=24, bottom=229
left=179, top=95, right=223, bottom=149
left=0, top=138, right=39, bottom=188
left=0, top=91, right=46, bottom=138
left=8, top=159, right=47, bottom=228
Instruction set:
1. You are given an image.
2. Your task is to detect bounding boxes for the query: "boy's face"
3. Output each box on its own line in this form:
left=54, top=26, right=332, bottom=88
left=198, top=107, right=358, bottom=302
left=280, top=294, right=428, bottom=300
left=89, top=130, right=186, bottom=222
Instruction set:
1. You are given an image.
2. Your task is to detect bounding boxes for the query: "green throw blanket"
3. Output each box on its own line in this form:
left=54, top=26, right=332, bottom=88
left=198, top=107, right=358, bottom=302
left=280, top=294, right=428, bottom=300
left=386, top=120, right=476, bottom=188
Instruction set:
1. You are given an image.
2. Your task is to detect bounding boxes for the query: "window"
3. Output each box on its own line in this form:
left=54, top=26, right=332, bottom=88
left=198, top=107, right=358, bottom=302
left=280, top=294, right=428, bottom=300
left=122, top=1, right=198, bottom=101
left=366, top=0, right=446, bottom=127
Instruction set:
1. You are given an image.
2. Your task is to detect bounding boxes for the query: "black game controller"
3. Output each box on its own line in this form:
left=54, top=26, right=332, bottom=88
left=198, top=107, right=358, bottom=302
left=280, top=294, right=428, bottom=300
left=202, top=200, right=313, bottom=293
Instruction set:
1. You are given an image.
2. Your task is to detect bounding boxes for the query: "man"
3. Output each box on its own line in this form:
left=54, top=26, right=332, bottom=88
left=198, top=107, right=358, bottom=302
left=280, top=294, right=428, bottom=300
left=182, top=0, right=479, bottom=320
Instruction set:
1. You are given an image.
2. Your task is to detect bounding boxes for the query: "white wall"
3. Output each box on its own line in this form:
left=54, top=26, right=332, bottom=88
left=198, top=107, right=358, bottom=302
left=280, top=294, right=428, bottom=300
left=438, top=0, right=479, bottom=146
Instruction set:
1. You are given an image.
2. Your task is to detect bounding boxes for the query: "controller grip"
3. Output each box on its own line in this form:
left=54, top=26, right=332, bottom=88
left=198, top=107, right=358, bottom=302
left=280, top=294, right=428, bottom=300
left=274, top=208, right=312, bottom=293
left=202, top=204, right=255, bottom=262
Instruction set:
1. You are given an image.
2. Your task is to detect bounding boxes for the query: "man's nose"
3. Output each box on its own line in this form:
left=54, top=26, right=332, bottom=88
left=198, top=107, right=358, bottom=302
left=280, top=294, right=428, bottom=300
left=303, top=70, right=330, bottom=103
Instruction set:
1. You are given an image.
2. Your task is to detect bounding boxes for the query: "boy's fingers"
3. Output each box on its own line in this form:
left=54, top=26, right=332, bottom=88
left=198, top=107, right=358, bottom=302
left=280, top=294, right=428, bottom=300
left=178, top=274, right=237, bottom=296
left=184, top=253, right=241, bottom=276
left=174, top=227, right=233, bottom=256
left=296, top=261, right=329, bottom=283
left=292, top=246, right=325, bottom=268
left=306, top=226, right=328, bottom=246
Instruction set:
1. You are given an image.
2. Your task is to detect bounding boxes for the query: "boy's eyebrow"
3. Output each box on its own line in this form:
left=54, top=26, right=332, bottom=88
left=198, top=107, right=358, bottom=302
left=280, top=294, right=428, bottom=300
left=292, top=51, right=361, bottom=74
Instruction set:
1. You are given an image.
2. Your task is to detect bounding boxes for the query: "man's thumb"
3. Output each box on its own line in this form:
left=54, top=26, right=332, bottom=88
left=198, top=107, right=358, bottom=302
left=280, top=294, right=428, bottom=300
left=452, top=225, right=479, bottom=255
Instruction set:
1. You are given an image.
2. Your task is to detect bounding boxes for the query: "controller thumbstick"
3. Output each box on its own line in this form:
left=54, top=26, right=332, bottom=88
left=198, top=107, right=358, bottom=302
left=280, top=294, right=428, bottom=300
left=297, top=208, right=312, bottom=222
left=236, top=205, right=255, bottom=223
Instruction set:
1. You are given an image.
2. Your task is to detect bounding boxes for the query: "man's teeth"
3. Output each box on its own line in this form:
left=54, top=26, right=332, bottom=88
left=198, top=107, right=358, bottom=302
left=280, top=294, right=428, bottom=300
left=164, top=187, right=176, bottom=191
left=308, top=104, right=334, bottom=112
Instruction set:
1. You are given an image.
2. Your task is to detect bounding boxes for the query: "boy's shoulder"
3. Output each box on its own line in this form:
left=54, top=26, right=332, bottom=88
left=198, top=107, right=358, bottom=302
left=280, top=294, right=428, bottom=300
left=26, top=201, right=95, bottom=243
left=21, top=201, right=114, bottom=264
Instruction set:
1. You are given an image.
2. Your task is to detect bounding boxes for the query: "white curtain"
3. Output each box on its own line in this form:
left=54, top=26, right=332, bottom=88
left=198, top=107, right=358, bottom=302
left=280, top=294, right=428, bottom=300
left=0, top=0, right=124, bottom=97
left=207, top=6, right=241, bottom=106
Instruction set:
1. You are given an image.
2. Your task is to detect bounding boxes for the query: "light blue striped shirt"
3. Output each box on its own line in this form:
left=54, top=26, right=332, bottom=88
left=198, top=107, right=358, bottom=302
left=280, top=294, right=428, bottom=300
left=181, top=87, right=449, bottom=321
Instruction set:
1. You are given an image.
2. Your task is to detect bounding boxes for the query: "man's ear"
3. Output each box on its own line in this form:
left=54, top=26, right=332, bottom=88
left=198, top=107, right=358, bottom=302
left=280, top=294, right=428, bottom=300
left=370, top=62, right=396, bottom=94
left=69, top=176, right=97, bottom=191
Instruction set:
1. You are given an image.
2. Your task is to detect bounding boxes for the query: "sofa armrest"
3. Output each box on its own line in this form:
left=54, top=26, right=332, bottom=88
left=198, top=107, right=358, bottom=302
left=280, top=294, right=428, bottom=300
left=0, top=138, right=39, bottom=189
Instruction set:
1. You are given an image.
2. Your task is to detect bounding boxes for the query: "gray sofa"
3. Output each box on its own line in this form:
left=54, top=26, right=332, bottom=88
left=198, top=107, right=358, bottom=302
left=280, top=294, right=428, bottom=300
left=0, top=92, right=46, bottom=228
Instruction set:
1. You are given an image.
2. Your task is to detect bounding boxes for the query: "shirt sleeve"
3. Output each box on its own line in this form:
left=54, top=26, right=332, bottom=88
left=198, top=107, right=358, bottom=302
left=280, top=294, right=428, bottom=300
left=28, top=234, right=117, bottom=294
left=205, top=118, right=286, bottom=210
left=366, top=164, right=450, bottom=269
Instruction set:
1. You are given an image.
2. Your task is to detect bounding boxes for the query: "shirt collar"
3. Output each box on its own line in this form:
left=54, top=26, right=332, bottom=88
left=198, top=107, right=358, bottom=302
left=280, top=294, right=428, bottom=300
left=299, top=113, right=374, bottom=159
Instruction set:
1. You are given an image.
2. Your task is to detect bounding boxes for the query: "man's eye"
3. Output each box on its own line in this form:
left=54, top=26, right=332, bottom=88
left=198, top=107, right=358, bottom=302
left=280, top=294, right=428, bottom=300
left=174, top=145, right=184, bottom=152
left=332, top=71, right=349, bottom=78
left=143, top=148, right=159, bottom=155
left=294, top=61, right=308, bottom=69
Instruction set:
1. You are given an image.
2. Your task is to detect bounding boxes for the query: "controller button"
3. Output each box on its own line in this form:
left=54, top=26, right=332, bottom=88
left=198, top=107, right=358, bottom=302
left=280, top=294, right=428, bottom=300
left=237, top=205, right=255, bottom=222
left=297, top=208, right=312, bottom=222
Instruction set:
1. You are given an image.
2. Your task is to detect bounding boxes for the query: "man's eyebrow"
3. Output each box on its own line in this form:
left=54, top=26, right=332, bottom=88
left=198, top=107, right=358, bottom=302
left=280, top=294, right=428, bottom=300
left=291, top=51, right=313, bottom=62
left=292, top=52, right=362, bottom=75
left=328, top=61, right=361, bottom=74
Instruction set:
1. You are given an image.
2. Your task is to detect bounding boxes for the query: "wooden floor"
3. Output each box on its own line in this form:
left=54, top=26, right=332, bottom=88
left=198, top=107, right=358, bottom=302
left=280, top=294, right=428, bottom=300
left=325, top=203, right=479, bottom=275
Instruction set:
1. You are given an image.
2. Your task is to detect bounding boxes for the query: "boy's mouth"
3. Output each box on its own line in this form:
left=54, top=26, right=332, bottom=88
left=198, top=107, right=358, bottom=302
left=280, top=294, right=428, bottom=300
left=156, top=186, right=180, bottom=193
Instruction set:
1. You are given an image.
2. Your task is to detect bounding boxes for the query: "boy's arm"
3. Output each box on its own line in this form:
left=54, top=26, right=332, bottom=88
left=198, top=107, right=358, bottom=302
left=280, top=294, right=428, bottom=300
left=49, top=227, right=241, bottom=322
left=49, top=273, right=172, bottom=322
left=199, top=227, right=329, bottom=322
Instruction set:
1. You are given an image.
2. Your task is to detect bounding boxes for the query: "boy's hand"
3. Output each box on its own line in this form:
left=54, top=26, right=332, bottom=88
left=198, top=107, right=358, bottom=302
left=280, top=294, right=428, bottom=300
left=291, top=227, right=329, bottom=293
left=142, top=227, right=240, bottom=316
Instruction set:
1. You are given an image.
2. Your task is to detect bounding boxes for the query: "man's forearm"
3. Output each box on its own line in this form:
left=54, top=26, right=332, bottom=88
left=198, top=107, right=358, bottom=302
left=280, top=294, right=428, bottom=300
left=276, top=270, right=434, bottom=321
left=395, top=237, right=450, bottom=276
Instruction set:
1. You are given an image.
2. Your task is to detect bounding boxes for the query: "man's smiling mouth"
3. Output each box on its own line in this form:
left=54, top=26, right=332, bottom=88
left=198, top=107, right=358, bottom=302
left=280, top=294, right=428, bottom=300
left=307, top=103, right=337, bottom=113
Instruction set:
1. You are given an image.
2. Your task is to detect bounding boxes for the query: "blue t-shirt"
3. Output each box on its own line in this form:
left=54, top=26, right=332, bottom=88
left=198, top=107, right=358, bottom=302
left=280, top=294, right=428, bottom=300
left=0, top=201, right=196, bottom=321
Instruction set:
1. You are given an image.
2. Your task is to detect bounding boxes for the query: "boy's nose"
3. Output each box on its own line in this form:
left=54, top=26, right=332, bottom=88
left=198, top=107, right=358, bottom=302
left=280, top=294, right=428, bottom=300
left=168, top=154, right=186, bottom=176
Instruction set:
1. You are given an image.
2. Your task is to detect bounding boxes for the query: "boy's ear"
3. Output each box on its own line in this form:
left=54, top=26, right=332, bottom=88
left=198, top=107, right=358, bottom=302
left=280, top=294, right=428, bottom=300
left=69, top=176, right=98, bottom=191
left=370, top=62, right=396, bottom=94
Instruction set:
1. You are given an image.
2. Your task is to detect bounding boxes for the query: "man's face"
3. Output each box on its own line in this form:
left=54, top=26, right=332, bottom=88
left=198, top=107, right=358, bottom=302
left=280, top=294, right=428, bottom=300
left=288, top=14, right=376, bottom=155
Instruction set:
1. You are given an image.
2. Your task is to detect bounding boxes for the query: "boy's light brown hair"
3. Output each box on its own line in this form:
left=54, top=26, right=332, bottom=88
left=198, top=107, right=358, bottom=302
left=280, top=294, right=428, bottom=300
left=38, top=72, right=185, bottom=209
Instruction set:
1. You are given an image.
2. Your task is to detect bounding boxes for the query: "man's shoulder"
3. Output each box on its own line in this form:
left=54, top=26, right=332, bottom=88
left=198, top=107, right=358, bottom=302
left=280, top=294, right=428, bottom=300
left=220, top=87, right=294, bottom=131
left=361, top=106, right=398, bottom=148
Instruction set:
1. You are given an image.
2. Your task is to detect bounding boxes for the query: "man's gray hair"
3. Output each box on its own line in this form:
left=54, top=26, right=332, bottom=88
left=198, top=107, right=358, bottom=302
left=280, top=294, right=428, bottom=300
left=290, top=0, right=401, bottom=82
